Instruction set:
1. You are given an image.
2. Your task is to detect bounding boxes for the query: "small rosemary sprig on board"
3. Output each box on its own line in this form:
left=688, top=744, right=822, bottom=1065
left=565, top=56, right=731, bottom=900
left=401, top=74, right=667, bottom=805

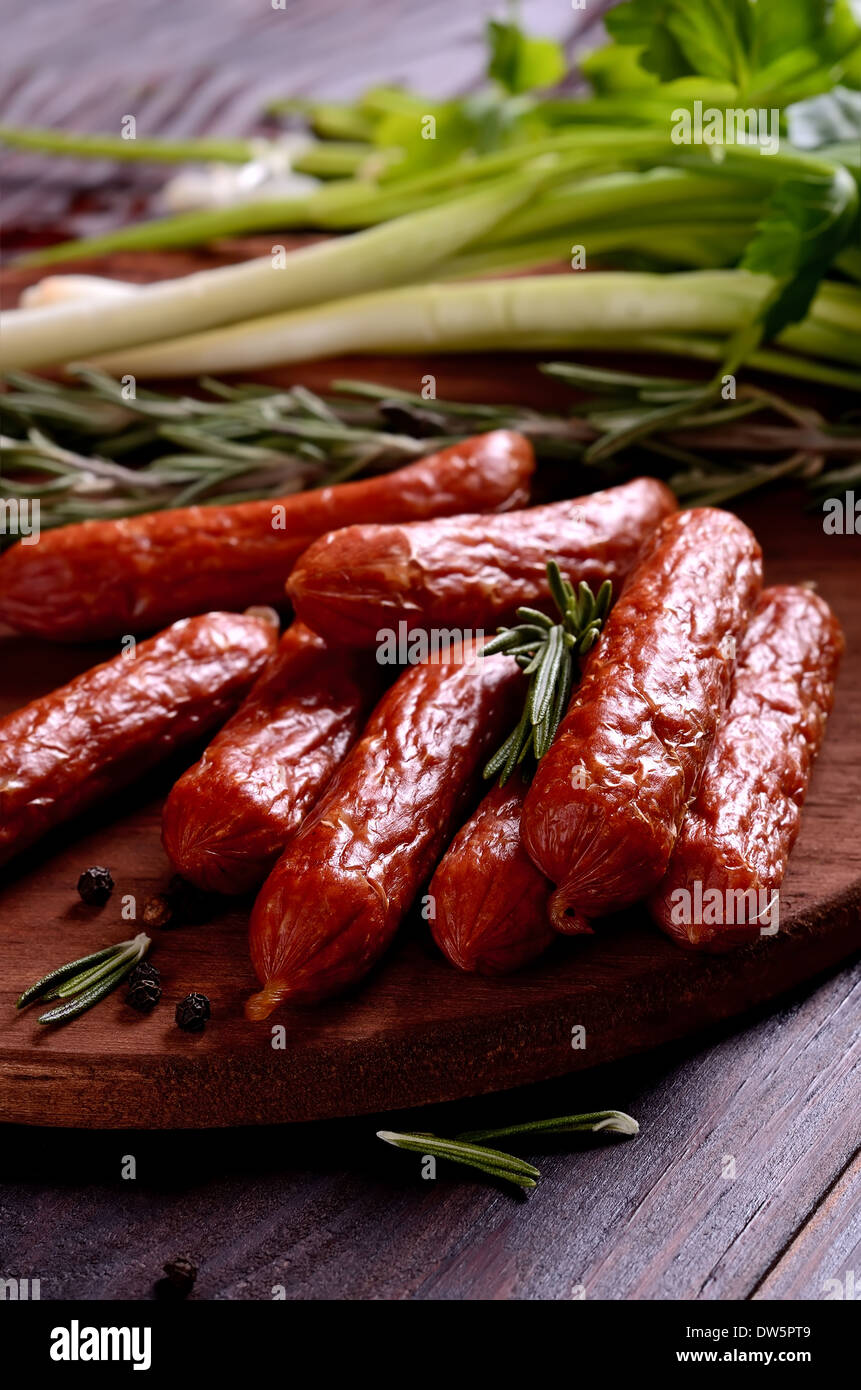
left=16, top=932, right=151, bottom=1024
left=378, top=1110, right=638, bottom=1193
left=482, top=565, right=612, bottom=786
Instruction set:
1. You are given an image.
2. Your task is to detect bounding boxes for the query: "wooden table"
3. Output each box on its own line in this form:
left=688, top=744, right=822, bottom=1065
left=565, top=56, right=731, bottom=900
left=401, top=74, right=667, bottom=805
left=1, top=0, right=858, bottom=1302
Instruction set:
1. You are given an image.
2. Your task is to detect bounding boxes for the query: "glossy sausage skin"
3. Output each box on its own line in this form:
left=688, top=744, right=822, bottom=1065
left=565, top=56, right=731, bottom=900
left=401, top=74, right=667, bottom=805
left=522, top=509, right=763, bottom=932
left=0, top=611, right=278, bottom=866
left=246, top=646, right=523, bottom=1014
left=430, top=774, right=555, bottom=974
left=287, top=477, right=677, bottom=646
left=649, top=586, right=844, bottom=951
left=162, top=621, right=379, bottom=895
left=0, top=431, right=534, bottom=641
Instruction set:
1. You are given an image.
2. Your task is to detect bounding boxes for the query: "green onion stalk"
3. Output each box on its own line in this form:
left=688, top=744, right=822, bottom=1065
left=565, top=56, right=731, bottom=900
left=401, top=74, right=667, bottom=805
left=0, top=123, right=378, bottom=176
left=4, top=127, right=843, bottom=266
left=0, top=174, right=545, bottom=370
left=81, top=272, right=861, bottom=389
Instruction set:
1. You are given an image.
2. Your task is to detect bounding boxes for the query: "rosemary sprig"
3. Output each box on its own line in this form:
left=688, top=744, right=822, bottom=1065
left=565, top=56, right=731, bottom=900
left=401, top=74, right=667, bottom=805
left=0, top=369, right=448, bottom=538
left=378, top=1109, right=638, bottom=1194
left=377, top=1132, right=540, bottom=1191
left=16, top=932, right=151, bottom=1025
left=482, top=564, right=612, bottom=786
left=1, top=365, right=858, bottom=544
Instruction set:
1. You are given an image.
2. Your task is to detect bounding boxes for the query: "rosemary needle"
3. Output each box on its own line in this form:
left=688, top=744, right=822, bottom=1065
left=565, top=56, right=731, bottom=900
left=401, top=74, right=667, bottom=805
left=15, top=942, right=120, bottom=1009
left=377, top=1131, right=540, bottom=1192
left=36, top=959, right=141, bottom=1025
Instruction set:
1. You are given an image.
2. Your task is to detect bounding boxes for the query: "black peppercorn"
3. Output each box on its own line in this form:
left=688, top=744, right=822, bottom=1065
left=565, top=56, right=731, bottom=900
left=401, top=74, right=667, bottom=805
left=141, top=894, right=174, bottom=930
left=76, top=866, right=114, bottom=907
left=125, top=961, right=161, bottom=1012
left=166, top=875, right=216, bottom=926
left=175, top=992, right=211, bottom=1032
left=162, top=1255, right=198, bottom=1297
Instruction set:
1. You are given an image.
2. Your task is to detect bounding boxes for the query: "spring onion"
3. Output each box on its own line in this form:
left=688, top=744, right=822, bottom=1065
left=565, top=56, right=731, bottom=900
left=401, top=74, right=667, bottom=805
left=0, top=125, right=379, bottom=179
left=80, top=271, right=861, bottom=382
left=0, top=173, right=542, bottom=370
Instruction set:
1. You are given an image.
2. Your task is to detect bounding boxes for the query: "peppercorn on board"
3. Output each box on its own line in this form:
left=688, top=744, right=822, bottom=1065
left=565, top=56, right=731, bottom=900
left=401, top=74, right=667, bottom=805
left=0, top=477, right=857, bottom=1128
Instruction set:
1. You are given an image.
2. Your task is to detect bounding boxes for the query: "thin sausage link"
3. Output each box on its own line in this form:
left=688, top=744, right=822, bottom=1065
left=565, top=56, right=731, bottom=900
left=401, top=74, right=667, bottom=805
left=522, top=508, right=763, bottom=932
left=0, top=431, right=534, bottom=641
left=162, top=621, right=380, bottom=895
left=0, top=610, right=278, bottom=865
left=430, top=773, right=555, bottom=975
left=649, top=586, right=844, bottom=951
left=246, top=645, right=524, bottom=1013
left=287, top=476, right=677, bottom=647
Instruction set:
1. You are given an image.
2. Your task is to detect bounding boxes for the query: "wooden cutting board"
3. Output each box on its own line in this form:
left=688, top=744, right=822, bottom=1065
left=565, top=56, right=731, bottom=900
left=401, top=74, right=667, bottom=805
left=1, top=252, right=859, bottom=1127
left=0, top=485, right=858, bottom=1129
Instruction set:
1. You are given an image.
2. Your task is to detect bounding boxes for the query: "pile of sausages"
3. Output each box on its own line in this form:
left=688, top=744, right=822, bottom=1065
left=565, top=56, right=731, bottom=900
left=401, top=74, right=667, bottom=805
left=0, top=430, right=844, bottom=1014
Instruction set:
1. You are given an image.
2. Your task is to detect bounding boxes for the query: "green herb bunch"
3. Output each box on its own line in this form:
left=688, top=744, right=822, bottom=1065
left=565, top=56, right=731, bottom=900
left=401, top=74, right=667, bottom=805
left=482, top=565, right=612, bottom=786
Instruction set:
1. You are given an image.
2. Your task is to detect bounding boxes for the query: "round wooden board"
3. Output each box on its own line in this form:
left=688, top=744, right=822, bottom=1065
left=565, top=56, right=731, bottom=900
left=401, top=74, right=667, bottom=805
left=0, top=487, right=858, bottom=1129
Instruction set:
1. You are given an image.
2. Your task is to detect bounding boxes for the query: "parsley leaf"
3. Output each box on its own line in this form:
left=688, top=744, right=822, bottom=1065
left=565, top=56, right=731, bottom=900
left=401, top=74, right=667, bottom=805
left=732, top=163, right=859, bottom=354
left=752, top=0, right=832, bottom=66
left=602, top=0, right=861, bottom=101
left=486, top=19, right=566, bottom=95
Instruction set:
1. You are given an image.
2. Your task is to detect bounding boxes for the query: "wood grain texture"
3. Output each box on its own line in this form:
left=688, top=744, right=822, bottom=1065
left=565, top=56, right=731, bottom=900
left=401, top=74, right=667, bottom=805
left=752, top=1156, right=861, bottom=1301
left=0, top=962, right=856, bottom=1300
left=0, top=490, right=858, bottom=1129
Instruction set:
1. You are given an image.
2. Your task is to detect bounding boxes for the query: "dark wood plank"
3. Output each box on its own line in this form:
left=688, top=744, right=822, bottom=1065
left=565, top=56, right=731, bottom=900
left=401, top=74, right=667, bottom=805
left=753, top=1157, right=861, bottom=1301
left=0, top=960, right=855, bottom=1300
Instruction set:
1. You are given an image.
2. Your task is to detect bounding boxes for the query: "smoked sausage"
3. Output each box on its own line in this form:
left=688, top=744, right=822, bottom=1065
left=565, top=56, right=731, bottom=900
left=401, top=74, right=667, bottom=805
left=0, top=610, right=278, bottom=866
left=521, top=509, right=763, bottom=933
left=649, top=586, right=844, bottom=951
left=162, top=622, right=380, bottom=895
left=430, top=774, right=555, bottom=974
left=0, top=431, right=534, bottom=642
left=246, top=644, right=523, bottom=1014
left=287, top=476, right=676, bottom=647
